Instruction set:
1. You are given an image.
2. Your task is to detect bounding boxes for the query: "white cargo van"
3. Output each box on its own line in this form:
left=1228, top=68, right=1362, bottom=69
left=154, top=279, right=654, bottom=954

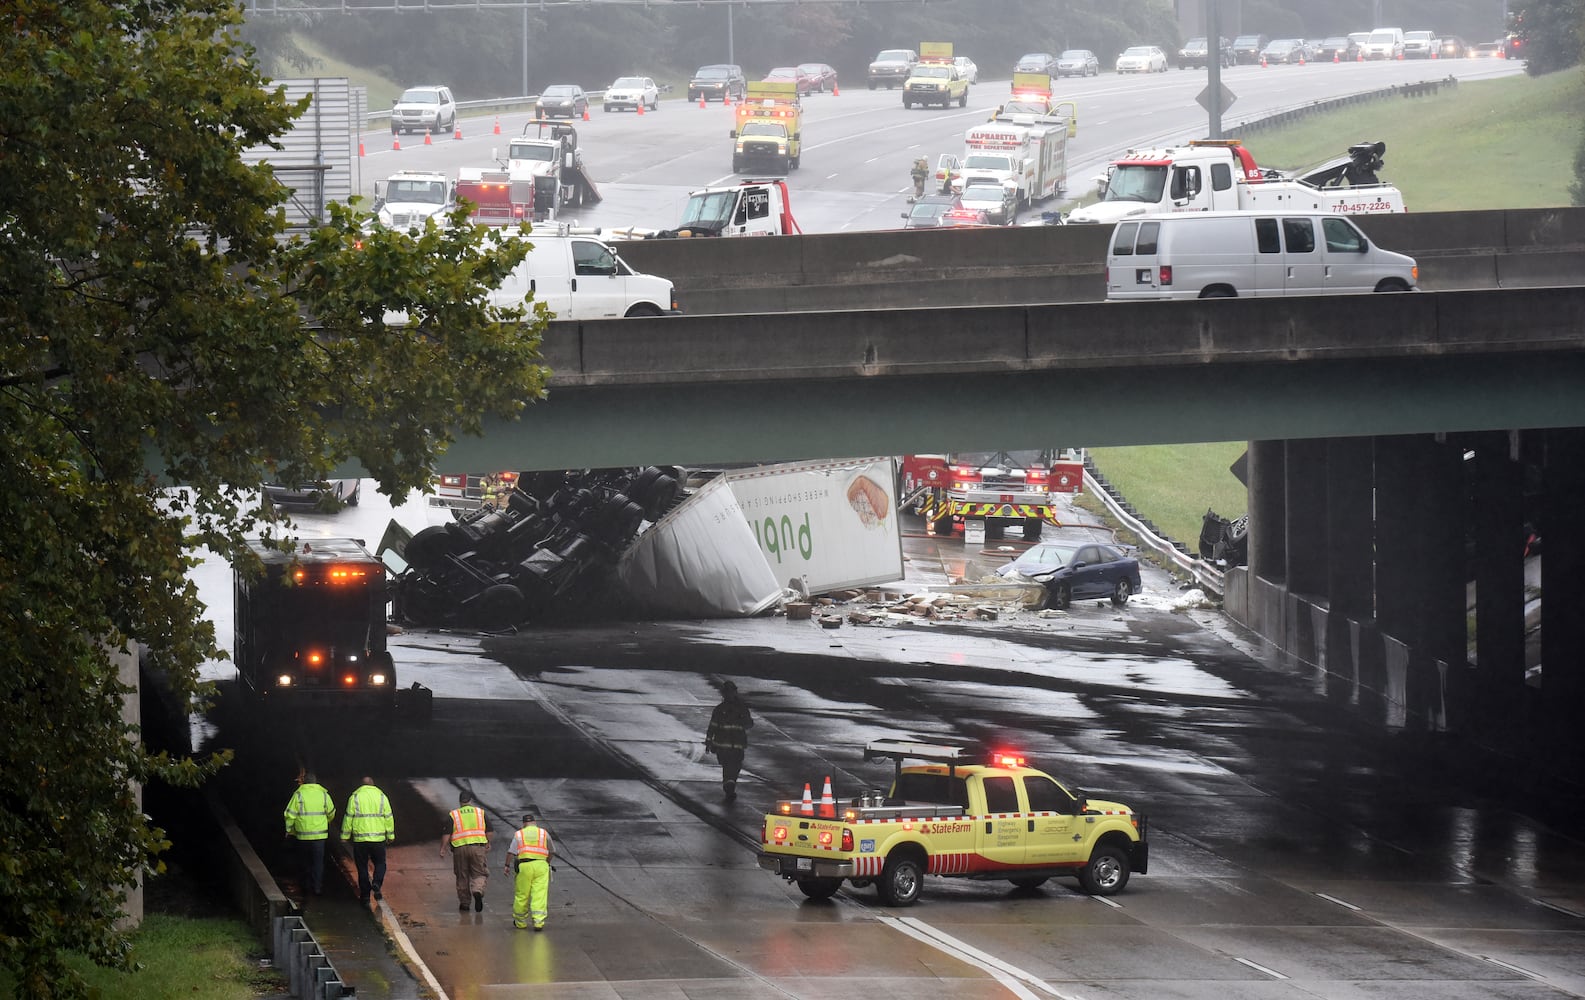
left=1105, top=211, right=1418, bottom=300
left=491, top=234, right=678, bottom=319
left=1362, top=27, right=1405, bottom=59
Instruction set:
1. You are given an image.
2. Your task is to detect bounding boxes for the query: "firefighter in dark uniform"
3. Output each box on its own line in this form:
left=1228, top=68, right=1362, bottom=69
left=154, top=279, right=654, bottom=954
left=909, top=157, right=929, bottom=202
left=705, top=680, right=754, bottom=800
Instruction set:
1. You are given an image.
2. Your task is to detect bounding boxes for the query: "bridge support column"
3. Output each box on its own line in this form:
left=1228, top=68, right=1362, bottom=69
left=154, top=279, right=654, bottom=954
left=1326, top=436, right=1376, bottom=702
left=1374, top=434, right=1464, bottom=731
left=1471, top=431, right=1527, bottom=729
left=1284, top=439, right=1329, bottom=667
left=1247, top=440, right=1287, bottom=642
left=1540, top=428, right=1585, bottom=753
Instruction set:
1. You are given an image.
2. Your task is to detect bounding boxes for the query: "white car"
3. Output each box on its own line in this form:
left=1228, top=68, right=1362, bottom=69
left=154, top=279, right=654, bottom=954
left=1115, top=45, right=1169, bottom=73
left=953, top=56, right=979, bottom=84
left=604, top=76, right=659, bottom=112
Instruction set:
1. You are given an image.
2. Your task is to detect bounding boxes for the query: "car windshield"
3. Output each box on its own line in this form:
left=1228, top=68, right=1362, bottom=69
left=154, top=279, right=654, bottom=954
left=1234, top=36, right=1260, bottom=45
left=1266, top=41, right=1294, bottom=51
left=766, top=67, right=796, bottom=78
left=1013, top=543, right=1079, bottom=571
left=741, top=121, right=787, bottom=136
left=613, top=77, right=647, bottom=88
left=964, top=154, right=1014, bottom=170
left=399, top=89, right=441, bottom=104
left=1369, top=30, right=1397, bottom=42
left=1183, top=38, right=1207, bottom=50
left=952, top=450, right=1051, bottom=468
left=1407, top=31, right=1434, bottom=41
left=1001, top=101, right=1051, bottom=115
left=798, top=64, right=823, bottom=74
left=1016, top=56, right=1048, bottom=68
left=544, top=86, right=578, bottom=97
left=388, top=179, right=447, bottom=203
left=695, top=67, right=729, bottom=79
left=909, top=202, right=953, bottom=221
left=960, top=184, right=1003, bottom=203
left=1103, top=164, right=1168, bottom=203
left=508, top=142, right=555, bottom=162
left=1122, top=47, right=1153, bottom=57
left=1059, top=50, right=1088, bottom=60
left=916, top=66, right=952, bottom=78
left=876, top=50, right=912, bottom=62
left=678, top=190, right=736, bottom=227
left=1323, top=37, right=1349, bottom=47
left=955, top=59, right=972, bottom=68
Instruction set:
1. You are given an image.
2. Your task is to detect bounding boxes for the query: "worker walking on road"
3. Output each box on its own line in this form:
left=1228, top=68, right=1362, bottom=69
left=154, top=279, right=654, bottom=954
left=504, top=812, right=554, bottom=931
left=342, top=776, right=395, bottom=905
left=909, top=157, right=929, bottom=202
left=284, top=771, right=335, bottom=898
left=441, top=790, right=491, bottom=912
left=704, top=680, right=754, bottom=801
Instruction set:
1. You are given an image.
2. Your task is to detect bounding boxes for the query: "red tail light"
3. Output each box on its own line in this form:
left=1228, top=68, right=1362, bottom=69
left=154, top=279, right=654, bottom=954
left=1026, top=468, right=1050, bottom=485
left=841, top=828, right=854, bottom=851
left=1159, top=265, right=1173, bottom=286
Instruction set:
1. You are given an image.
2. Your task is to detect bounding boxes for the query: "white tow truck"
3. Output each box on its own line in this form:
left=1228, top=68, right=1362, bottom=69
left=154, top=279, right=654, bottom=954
left=605, top=179, right=802, bottom=239
left=497, top=119, right=603, bottom=218
left=372, top=170, right=453, bottom=229
left=1068, top=139, right=1407, bottom=224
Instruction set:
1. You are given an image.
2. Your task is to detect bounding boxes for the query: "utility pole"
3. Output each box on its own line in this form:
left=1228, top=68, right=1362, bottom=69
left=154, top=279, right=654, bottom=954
left=1206, top=0, right=1224, bottom=138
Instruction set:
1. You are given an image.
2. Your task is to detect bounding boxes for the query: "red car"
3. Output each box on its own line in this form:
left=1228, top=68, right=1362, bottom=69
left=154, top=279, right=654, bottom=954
left=763, top=66, right=818, bottom=96
left=797, top=62, right=839, bottom=92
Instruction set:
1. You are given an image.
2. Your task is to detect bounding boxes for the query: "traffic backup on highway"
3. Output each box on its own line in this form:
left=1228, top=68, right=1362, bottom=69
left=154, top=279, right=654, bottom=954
left=759, top=740, right=1148, bottom=905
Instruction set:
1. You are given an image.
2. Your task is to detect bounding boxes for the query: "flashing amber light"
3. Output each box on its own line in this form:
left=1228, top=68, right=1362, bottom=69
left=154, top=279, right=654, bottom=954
left=818, top=830, right=833, bottom=846
left=992, top=752, right=1026, bottom=768
left=342, top=673, right=358, bottom=687
left=1026, top=468, right=1050, bottom=484
left=305, top=651, right=324, bottom=666
left=773, top=825, right=789, bottom=842
left=779, top=802, right=793, bottom=815
left=441, top=474, right=465, bottom=488
left=902, top=820, right=913, bottom=831
left=843, top=809, right=858, bottom=821
left=326, top=565, right=368, bottom=584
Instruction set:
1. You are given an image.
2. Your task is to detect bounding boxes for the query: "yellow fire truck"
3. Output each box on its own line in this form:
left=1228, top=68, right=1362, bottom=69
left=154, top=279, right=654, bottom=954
left=759, top=739, right=1148, bottom=905
left=731, top=81, right=802, bottom=175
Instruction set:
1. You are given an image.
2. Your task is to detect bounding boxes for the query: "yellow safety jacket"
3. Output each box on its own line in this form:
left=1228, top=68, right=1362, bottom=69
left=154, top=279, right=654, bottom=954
left=285, top=783, right=335, bottom=841
left=449, top=805, right=488, bottom=847
left=342, top=785, right=395, bottom=843
left=509, top=824, right=551, bottom=866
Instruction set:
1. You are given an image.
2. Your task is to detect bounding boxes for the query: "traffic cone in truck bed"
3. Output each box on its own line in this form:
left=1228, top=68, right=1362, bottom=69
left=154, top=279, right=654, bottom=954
left=818, top=777, right=836, bottom=817
left=800, top=783, right=814, bottom=815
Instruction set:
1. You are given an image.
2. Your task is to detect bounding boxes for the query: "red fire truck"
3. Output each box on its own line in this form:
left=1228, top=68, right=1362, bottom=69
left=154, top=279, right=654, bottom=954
left=901, top=450, right=1085, bottom=541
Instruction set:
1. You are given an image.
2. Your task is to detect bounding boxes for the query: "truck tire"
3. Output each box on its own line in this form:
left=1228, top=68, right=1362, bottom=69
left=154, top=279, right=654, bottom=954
left=474, top=583, right=527, bottom=631
left=959, top=89, right=968, bottom=107
left=732, top=156, right=743, bottom=173
left=1023, top=517, right=1043, bottom=541
left=405, top=525, right=461, bottom=569
left=1077, top=844, right=1131, bottom=895
left=869, top=80, right=876, bottom=90
left=878, top=854, right=924, bottom=906
left=796, top=877, right=842, bottom=900
left=902, top=97, right=912, bottom=108
left=1010, top=876, right=1048, bottom=889
left=790, top=153, right=800, bottom=170
left=1046, top=583, right=1072, bottom=611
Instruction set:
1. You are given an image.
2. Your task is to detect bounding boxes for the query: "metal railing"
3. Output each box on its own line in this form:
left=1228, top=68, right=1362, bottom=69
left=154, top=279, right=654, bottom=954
left=1081, top=466, right=1226, bottom=598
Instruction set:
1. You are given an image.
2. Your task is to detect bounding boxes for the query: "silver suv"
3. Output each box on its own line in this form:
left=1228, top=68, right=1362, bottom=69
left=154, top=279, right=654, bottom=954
left=391, top=85, right=457, bottom=135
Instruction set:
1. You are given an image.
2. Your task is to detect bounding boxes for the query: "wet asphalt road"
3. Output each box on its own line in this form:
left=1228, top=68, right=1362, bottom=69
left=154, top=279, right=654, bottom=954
left=200, top=496, right=1585, bottom=1000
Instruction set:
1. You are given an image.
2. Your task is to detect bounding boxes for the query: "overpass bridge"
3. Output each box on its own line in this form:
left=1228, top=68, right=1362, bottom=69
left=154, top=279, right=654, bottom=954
left=425, top=206, right=1585, bottom=767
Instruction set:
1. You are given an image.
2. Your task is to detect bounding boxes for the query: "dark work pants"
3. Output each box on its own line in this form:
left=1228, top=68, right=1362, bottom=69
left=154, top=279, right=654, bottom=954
left=718, top=748, right=745, bottom=787
left=352, top=842, right=388, bottom=900
left=297, top=838, right=327, bottom=894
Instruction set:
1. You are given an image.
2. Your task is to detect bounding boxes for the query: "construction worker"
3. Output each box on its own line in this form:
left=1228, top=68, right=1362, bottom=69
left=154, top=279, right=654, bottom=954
left=341, top=776, right=395, bottom=905
left=909, top=157, right=929, bottom=202
left=283, top=771, right=336, bottom=897
left=503, top=812, right=554, bottom=931
left=441, top=790, right=490, bottom=912
left=704, top=680, right=754, bottom=801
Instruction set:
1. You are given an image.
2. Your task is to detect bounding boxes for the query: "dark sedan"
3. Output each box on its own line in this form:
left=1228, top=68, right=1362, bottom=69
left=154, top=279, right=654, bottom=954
left=999, top=540, right=1142, bottom=609
left=899, top=194, right=959, bottom=229
left=1438, top=35, right=1469, bottom=58
left=1014, top=52, right=1059, bottom=76
left=798, top=62, right=839, bottom=92
left=536, top=84, right=588, bottom=119
left=1315, top=36, right=1361, bottom=61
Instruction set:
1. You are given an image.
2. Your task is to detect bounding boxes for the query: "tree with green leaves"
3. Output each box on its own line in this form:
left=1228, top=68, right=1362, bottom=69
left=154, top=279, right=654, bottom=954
left=0, top=2, right=545, bottom=996
left=1511, top=0, right=1585, bottom=75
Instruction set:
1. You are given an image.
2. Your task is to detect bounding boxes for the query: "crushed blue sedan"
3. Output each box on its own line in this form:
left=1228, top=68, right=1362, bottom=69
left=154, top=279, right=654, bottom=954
left=998, top=540, right=1142, bottom=609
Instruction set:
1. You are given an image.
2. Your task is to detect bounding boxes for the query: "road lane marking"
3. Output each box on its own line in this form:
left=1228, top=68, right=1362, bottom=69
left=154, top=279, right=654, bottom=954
left=1315, top=892, right=1361, bottom=911
left=1234, top=957, right=1289, bottom=979
left=1535, top=898, right=1585, bottom=918
left=1091, top=894, right=1123, bottom=909
left=878, top=915, right=1083, bottom=999
left=866, top=156, right=881, bottom=163
left=825, top=173, right=839, bottom=180
left=1483, top=957, right=1545, bottom=981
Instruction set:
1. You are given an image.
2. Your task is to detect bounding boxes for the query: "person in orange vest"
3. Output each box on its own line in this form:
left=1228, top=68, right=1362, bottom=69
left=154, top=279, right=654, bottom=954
left=283, top=771, right=336, bottom=898
left=440, top=790, right=491, bottom=912
left=503, top=811, right=554, bottom=930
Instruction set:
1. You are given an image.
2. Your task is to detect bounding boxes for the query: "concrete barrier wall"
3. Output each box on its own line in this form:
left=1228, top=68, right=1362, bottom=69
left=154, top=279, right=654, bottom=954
left=609, top=207, right=1585, bottom=315
left=539, top=285, right=1585, bottom=387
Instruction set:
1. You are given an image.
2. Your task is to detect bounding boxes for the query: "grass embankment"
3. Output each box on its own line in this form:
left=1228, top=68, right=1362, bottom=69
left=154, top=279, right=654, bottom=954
left=1088, top=71, right=1583, bottom=543
left=0, top=914, right=286, bottom=1000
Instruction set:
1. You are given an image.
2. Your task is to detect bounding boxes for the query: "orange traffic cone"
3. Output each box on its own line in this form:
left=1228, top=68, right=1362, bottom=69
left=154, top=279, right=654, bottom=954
left=582, top=106, right=591, bottom=121
left=724, top=92, right=733, bottom=106
left=1333, top=51, right=1340, bottom=63
left=391, top=136, right=401, bottom=151
left=698, top=94, right=706, bottom=108
left=453, top=123, right=463, bottom=140
left=423, top=131, right=432, bottom=145
left=1298, top=52, right=1306, bottom=65
left=1397, top=51, right=1404, bottom=60
left=493, top=115, right=501, bottom=135
left=636, top=100, right=645, bottom=116
left=800, top=783, right=814, bottom=815
left=1358, top=51, right=1364, bottom=61
left=1260, top=54, right=1268, bottom=67
left=832, top=83, right=840, bottom=96
left=818, top=777, right=836, bottom=817
left=358, top=140, right=366, bottom=157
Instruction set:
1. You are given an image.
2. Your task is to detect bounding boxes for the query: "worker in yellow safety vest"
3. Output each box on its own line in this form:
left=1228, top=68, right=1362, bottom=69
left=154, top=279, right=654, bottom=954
left=341, top=776, right=395, bottom=905
left=441, top=789, right=491, bottom=912
left=503, top=812, right=554, bottom=930
left=284, top=771, right=336, bottom=897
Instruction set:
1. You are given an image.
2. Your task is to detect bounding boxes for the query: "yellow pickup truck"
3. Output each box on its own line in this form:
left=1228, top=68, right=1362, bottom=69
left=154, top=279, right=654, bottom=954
left=758, top=739, right=1148, bottom=905
left=902, top=59, right=969, bottom=109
